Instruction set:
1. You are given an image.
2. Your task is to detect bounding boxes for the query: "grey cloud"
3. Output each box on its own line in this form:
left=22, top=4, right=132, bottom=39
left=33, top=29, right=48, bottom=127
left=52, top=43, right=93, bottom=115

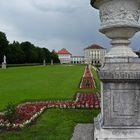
left=31, top=0, right=78, bottom=13
left=0, top=0, right=139, bottom=56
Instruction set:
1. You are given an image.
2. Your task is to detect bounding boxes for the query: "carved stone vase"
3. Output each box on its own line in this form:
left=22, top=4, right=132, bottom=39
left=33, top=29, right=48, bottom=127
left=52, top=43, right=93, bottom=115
left=90, top=0, right=140, bottom=139
left=92, top=0, right=140, bottom=58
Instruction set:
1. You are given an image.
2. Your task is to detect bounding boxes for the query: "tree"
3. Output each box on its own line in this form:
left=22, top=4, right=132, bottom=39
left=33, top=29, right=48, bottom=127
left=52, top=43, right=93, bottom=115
left=51, top=50, right=60, bottom=63
left=7, top=41, right=25, bottom=64
left=39, top=48, right=46, bottom=62
left=42, top=48, right=51, bottom=63
left=36, top=47, right=52, bottom=63
left=0, top=31, right=55, bottom=64
left=20, top=41, right=38, bottom=63
left=0, top=31, right=9, bottom=63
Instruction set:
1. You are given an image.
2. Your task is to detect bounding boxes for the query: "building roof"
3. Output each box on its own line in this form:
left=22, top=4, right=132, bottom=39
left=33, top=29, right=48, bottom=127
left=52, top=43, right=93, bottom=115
left=57, top=48, right=71, bottom=55
left=85, top=44, right=105, bottom=50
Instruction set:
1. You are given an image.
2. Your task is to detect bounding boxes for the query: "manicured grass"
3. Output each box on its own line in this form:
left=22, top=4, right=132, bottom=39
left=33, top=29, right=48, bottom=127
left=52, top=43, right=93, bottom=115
left=0, top=109, right=100, bottom=140
left=0, top=65, right=84, bottom=110
left=91, top=68, right=101, bottom=93
left=0, top=65, right=100, bottom=140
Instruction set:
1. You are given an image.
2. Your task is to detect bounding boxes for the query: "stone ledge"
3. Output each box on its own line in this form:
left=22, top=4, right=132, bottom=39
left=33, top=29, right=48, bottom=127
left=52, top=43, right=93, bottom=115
left=98, top=71, right=140, bottom=81
left=94, top=127, right=140, bottom=140
left=105, top=57, right=140, bottom=63
left=94, top=116, right=140, bottom=139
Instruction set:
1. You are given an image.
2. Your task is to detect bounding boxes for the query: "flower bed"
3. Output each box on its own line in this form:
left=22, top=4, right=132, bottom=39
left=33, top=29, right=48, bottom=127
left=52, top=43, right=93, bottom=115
left=0, top=93, right=99, bottom=129
left=80, top=66, right=96, bottom=88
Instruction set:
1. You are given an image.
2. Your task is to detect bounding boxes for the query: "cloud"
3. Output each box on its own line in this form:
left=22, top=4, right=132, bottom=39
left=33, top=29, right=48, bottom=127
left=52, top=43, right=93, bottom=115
left=44, top=38, right=84, bottom=55
left=0, top=0, right=109, bottom=54
left=31, top=0, right=84, bottom=13
left=0, top=0, right=139, bottom=56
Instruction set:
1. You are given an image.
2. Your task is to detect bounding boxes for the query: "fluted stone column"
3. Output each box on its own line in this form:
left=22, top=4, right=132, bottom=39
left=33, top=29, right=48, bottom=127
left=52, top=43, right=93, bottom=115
left=90, top=0, right=140, bottom=139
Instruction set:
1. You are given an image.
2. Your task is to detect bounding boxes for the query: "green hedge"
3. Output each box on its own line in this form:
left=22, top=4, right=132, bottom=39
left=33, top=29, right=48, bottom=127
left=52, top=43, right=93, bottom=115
left=3, top=63, right=42, bottom=68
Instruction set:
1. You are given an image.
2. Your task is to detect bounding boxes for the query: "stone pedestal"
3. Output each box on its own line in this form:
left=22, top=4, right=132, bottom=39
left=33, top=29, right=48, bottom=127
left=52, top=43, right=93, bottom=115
left=2, top=63, right=6, bottom=69
left=94, top=123, right=140, bottom=140
left=51, top=60, right=53, bottom=65
left=90, top=0, right=140, bottom=139
left=94, top=58, right=140, bottom=139
left=43, top=60, right=46, bottom=66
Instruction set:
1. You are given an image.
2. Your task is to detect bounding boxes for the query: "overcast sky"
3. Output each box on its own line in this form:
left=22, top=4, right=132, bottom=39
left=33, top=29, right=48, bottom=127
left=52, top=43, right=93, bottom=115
left=0, top=0, right=140, bottom=55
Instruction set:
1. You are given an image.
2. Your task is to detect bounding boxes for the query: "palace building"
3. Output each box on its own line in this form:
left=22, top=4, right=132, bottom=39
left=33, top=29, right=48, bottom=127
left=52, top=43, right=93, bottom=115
left=57, top=48, right=72, bottom=64
left=57, top=44, right=106, bottom=65
left=71, top=56, right=84, bottom=64
left=84, top=44, right=106, bottom=65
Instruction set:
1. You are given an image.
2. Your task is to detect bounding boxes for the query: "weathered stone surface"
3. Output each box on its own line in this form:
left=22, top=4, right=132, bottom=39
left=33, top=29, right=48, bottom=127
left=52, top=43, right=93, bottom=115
left=91, top=0, right=140, bottom=28
left=94, top=124, right=140, bottom=140
left=2, top=63, right=6, bottom=69
left=103, top=84, right=140, bottom=127
left=99, top=59, right=140, bottom=127
left=95, top=55, right=140, bottom=139
left=90, top=0, right=140, bottom=139
left=98, top=59, right=140, bottom=83
left=71, top=124, right=94, bottom=140
left=91, top=0, right=140, bottom=58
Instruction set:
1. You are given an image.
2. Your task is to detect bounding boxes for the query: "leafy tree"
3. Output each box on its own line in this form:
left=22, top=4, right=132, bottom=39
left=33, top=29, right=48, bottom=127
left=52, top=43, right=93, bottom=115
left=39, top=48, right=46, bottom=62
left=7, top=41, right=25, bottom=64
left=20, top=41, right=38, bottom=63
left=0, top=31, right=59, bottom=64
left=0, top=31, right=9, bottom=63
left=43, top=48, right=51, bottom=63
left=51, top=50, right=60, bottom=63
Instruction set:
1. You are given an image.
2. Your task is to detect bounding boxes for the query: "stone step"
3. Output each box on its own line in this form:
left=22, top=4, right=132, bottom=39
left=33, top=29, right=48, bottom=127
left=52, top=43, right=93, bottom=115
left=71, top=123, right=94, bottom=140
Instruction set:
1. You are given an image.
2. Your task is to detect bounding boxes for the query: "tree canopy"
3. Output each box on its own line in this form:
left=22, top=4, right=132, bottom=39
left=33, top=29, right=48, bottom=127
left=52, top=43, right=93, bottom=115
left=0, top=31, right=9, bottom=63
left=0, top=31, right=60, bottom=64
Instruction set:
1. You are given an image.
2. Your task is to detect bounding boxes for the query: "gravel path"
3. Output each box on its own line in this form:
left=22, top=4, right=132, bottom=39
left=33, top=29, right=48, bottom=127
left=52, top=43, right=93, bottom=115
left=71, top=123, right=94, bottom=140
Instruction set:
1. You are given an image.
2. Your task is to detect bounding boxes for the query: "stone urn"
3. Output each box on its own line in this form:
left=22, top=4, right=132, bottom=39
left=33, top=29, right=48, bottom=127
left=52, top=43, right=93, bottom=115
left=90, top=0, right=140, bottom=139
left=91, top=0, right=140, bottom=58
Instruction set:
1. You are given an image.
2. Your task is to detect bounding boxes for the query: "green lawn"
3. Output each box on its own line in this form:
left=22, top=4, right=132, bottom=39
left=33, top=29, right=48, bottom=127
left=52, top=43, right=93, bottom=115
left=0, top=65, right=100, bottom=140
left=0, top=65, right=84, bottom=110
left=0, top=109, right=100, bottom=140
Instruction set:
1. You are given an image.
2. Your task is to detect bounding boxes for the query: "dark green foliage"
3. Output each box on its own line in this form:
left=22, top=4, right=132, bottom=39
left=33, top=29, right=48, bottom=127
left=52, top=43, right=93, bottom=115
left=51, top=50, right=60, bottom=63
left=86, top=79, right=91, bottom=86
left=7, top=63, right=42, bottom=67
left=94, top=64, right=101, bottom=68
left=0, top=31, right=60, bottom=64
left=42, top=48, right=51, bottom=63
left=4, top=103, right=19, bottom=123
left=0, top=31, right=9, bottom=63
left=20, top=41, right=38, bottom=63
left=7, top=41, right=25, bottom=64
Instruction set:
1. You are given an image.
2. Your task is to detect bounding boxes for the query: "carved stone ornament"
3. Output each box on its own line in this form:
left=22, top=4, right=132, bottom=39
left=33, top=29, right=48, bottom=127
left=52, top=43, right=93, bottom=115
left=91, top=0, right=140, bottom=139
left=99, top=1, right=140, bottom=28
left=91, top=0, right=140, bottom=58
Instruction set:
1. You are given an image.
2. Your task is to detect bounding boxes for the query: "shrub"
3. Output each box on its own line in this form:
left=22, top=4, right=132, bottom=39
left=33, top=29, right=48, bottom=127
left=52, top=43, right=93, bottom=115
left=4, top=103, right=19, bottom=123
left=86, top=79, right=91, bottom=86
